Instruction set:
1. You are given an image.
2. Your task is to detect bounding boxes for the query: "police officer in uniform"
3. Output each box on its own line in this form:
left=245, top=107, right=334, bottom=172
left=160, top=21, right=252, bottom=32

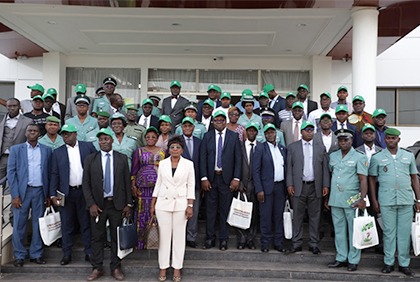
left=66, top=95, right=98, bottom=141
left=327, top=129, right=368, bottom=271
left=369, top=128, right=420, bottom=277
left=124, top=105, right=146, bottom=147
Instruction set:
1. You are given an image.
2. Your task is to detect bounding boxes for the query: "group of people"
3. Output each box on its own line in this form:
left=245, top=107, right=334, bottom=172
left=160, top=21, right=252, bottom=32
left=1, top=77, right=419, bottom=281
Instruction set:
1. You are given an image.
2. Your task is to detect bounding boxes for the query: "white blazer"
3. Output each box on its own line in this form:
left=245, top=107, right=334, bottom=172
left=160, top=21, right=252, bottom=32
left=153, top=156, right=196, bottom=212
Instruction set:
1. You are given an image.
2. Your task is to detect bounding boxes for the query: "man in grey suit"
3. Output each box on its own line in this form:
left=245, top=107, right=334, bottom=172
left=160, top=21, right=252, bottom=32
left=280, top=101, right=306, bottom=146
left=0, top=98, right=33, bottom=180
left=161, top=80, right=189, bottom=132
left=313, top=113, right=339, bottom=154
left=286, top=121, right=330, bottom=254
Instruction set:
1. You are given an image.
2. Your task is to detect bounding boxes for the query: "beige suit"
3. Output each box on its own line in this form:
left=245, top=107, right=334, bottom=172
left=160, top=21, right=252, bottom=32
left=153, top=156, right=195, bottom=269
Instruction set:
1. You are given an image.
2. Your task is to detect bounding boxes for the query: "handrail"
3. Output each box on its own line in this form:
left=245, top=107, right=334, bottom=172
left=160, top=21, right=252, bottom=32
left=0, top=177, right=11, bottom=273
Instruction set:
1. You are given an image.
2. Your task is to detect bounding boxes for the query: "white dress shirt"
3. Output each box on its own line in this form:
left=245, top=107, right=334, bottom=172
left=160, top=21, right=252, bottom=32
left=138, top=115, right=151, bottom=128
left=337, top=121, right=349, bottom=129
left=201, top=115, right=212, bottom=131
left=364, top=144, right=377, bottom=162
left=268, top=142, right=284, bottom=182
left=245, top=139, right=256, bottom=165
left=321, top=131, right=333, bottom=152
left=101, top=150, right=114, bottom=197
left=5, top=113, right=20, bottom=129
left=67, top=141, right=83, bottom=186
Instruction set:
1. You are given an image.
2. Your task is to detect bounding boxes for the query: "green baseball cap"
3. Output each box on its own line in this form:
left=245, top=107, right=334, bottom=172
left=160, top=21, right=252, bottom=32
left=42, top=93, right=55, bottom=101
left=60, top=124, right=77, bottom=133
left=159, top=115, right=172, bottom=124
left=297, top=84, right=309, bottom=92
left=361, top=123, right=375, bottom=132
left=203, top=98, right=215, bottom=108
left=46, top=116, right=60, bottom=123
left=213, top=110, right=227, bottom=119
left=292, top=101, right=304, bottom=109
left=259, top=91, right=269, bottom=99
left=263, top=84, right=275, bottom=93
left=220, top=92, right=231, bottom=100
left=142, top=98, right=153, bottom=106
left=335, top=104, right=349, bottom=113
left=27, top=83, right=44, bottom=94
left=320, top=113, right=332, bottom=120
left=96, top=127, right=113, bottom=137
left=32, top=95, right=44, bottom=101
left=75, top=83, right=86, bottom=94
left=263, top=123, right=276, bottom=132
left=246, top=121, right=259, bottom=131
left=286, top=92, right=296, bottom=98
left=301, top=120, right=315, bottom=130
left=97, top=111, right=110, bottom=118
left=146, top=126, right=159, bottom=135
left=352, top=95, right=365, bottom=103
left=207, top=84, right=221, bottom=93
left=385, top=127, right=401, bottom=136
left=372, top=108, right=387, bottom=118
left=320, top=92, right=331, bottom=99
left=46, top=88, right=57, bottom=95
left=170, top=80, right=181, bottom=88
left=242, top=89, right=253, bottom=97
left=182, top=116, right=195, bottom=125
left=337, top=85, right=348, bottom=92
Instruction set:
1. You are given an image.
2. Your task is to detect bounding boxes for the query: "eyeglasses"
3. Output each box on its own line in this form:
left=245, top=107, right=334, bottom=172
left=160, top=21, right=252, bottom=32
left=169, top=145, right=182, bottom=150
left=213, top=119, right=226, bottom=124
left=302, top=127, right=314, bottom=132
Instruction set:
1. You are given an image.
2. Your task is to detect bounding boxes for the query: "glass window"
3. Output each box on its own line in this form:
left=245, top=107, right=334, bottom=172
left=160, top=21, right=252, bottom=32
left=376, top=89, right=396, bottom=125
left=199, top=70, right=258, bottom=96
left=261, top=70, right=310, bottom=94
left=398, top=89, right=420, bottom=125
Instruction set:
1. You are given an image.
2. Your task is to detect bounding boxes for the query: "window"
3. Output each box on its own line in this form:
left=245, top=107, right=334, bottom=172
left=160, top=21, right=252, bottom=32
left=376, top=89, right=396, bottom=125
left=377, top=88, right=420, bottom=125
left=199, top=70, right=258, bottom=96
left=261, top=70, right=310, bottom=94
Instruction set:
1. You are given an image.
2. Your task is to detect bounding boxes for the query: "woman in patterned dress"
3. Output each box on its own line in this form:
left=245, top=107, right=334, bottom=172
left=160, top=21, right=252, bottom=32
left=226, top=106, right=246, bottom=142
left=131, top=126, right=166, bottom=250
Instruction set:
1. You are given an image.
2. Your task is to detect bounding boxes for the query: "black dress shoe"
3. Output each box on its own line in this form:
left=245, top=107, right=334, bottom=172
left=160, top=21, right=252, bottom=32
left=261, top=248, right=269, bottom=253
left=202, top=240, right=215, bottom=249
left=247, top=241, right=256, bottom=250
left=328, top=260, right=347, bottom=268
left=398, top=266, right=414, bottom=277
left=186, top=241, right=197, bottom=248
left=381, top=264, right=394, bottom=273
left=309, top=246, right=321, bottom=254
left=13, top=259, right=24, bottom=267
left=30, top=257, right=46, bottom=264
left=286, top=246, right=302, bottom=254
left=219, top=240, right=228, bottom=251
left=347, top=263, right=358, bottom=271
left=274, top=245, right=287, bottom=252
left=60, top=256, right=71, bottom=265
left=237, top=243, right=245, bottom=250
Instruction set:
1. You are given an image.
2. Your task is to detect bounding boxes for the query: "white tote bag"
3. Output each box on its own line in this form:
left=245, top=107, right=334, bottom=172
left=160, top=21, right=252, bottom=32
left=411, top=213, right=420, bottom=256
left=227, top=192, right=253, bottom=230
left=38, top=206, right=62, bottom=246
left=283, top=199, right=293, bottom=239
left=352, top=208, right=379, bottom=249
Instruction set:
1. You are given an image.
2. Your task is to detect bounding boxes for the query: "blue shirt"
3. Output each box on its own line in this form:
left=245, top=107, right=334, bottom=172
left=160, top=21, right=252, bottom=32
left=27, top=142, right=43, bottom=186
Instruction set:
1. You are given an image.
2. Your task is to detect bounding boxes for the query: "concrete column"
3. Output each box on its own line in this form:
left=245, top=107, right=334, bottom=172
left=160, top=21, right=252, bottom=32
left=140, top=66, right=149, bottom=103
left=43, top=52, right=67, bottom=102
left=351, top=7, right=378, bottom=113
left=311, top=55, right=332, bottom=104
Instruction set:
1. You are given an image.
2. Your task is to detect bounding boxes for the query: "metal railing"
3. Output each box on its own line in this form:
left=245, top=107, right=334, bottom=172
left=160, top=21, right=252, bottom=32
left=0, top=176, right=11, bottom=273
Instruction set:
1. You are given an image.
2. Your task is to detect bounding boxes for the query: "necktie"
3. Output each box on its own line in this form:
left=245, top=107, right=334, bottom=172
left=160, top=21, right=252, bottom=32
left=186, top=138, right=193, bottom=158
left=341, top=123, right=344, bottom=129
left=294, top=121, right=300, bottom=141
left=303, top=143, right=311, bottom=179
left=249, top=143, right=254, bottom=167
left=217, top=132, right=223, bottom=168
left=143, top=117, right=147, bottom=127
left=104, top=153, right=111, bottom=194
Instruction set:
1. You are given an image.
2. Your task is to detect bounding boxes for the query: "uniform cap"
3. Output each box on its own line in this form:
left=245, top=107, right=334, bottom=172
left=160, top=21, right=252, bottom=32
left=27, top=83, right=44, bottom=94
left=184, top=102, right=198, bottom=112
left=110, top=112, right=126, bottom=122
left=261, top=108, right=275, bottom=117
left=46, top=116, right=60, bottom=123
left=96, top=87, right=105, bottom=95
left=385, top=128, right=401, bottom=136
left=149, top=95, right=161, bottom=102
left=334, top=128, right=354, bottom=139
left=103, top=77, right=117, bottom=86
left=74, top=94, right=90, bottom=105
left=241, top=95, right=254, bottom=104
left=97, top=111, right=110, bottom=118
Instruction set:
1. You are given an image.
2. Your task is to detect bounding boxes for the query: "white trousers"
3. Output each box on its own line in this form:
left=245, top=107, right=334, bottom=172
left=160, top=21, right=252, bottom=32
left=156, top=209, right=187, bottom=269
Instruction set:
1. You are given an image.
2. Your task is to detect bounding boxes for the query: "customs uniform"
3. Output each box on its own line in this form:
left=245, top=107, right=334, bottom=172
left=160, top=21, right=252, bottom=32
left=66, top=115, right=98, bottom=142
left=124, top=124, right=146, bottom=147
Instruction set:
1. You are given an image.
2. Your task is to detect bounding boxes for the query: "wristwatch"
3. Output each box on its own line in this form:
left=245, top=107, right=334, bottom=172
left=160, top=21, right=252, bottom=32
left=188, top=204, right=193, bottom=208
left=416, top=199, right=420, bottom=203
left=127, top=204, right=133, bottom=208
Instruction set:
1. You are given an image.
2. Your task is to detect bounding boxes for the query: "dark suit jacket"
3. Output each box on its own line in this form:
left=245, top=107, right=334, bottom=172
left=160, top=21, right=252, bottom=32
left=200, top=129, right=242, bottom=185
left=50, top=141, right=97, bottom=197
left=196, top=115, right=214, bottom=131
left=331, top=121, right=359, bottom=147
left=271, top=96, right=286, bottom=114
left=239, top=141, right=259, bottom=194
left=313, top=130, right=339, bottom=154
left=138, top=114, right=159, bottom=129
left=82, top=150, right=131, bottom=211
left=286, top=140, right=330, bottom=198
left=307, top=99, right=318, bottom=116
left=0, top=114, right=33, bottom=153
left=253, top=142, right=287, bottom=195
left=57, top=102, right=66, bottom=125
left=161, top=95, right=189, bottom=127
left=8, top=142, right=52, bottom=201
left=181, top=135, right=201, bottom=190
left=197, top=99, right=221, bottom=120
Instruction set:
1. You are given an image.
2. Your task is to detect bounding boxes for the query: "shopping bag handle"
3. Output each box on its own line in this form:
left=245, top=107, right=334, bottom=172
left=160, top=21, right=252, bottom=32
left=415, top=212, right=420, bottom=224
left=355, top=208, right=368, bottom=217
left=147, top=215, right=158, bottom=226
left=284, top=199, right=291, bottom=212
left=122, top=217, right=134, bottom=226
left=237, top=192, right=248, bottom=203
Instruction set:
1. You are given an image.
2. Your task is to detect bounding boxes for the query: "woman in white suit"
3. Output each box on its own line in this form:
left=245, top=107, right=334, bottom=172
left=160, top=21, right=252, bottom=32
left=151, top=135, right=195, bottom=282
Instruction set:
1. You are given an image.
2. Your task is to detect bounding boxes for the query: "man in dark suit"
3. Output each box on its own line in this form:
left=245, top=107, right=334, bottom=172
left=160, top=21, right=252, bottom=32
left=297, top=84, right=318, bottom=117
left=286, top=121, right=330, bottom=254
left=8, top=124, right=52, bottom=267
left=161, top=80, right=189, bottom=131
left=313, top=113, right=339, bottom=154
left=237, top=121, right=260, bottom=250
left=46, top=88, right=66, bottom=125
left=372, top=108, right=389, bottom=149
left=264, top=84, right=286, bottom=115
left=197, top=84, right=222, bottom=119
left=50, top=124, right=97, bottom=265
left=137, top=98, right=159, bottom=129
left=253, top=123, right=287, bottom=253
left=356, top=123, right=381, bottom=159
left=82, top=128, right=132, bottom=281
left=180, top=117, right=202, bottom=248
left=200, top=110, right=242, bottom=251
left=331, top=105, right=359, bottom=147
left=0, top=98, right=33, bottom=180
